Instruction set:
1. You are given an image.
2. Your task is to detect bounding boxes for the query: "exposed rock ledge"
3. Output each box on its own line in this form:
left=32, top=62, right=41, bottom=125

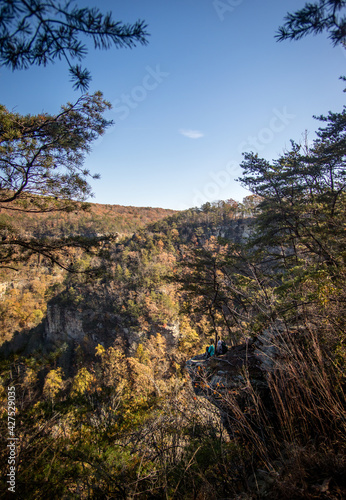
left=44, top=303, right=180, bottom=353
left=186, top=327, right=282, bottom=396
left=185, top=326, right=287, bottom=441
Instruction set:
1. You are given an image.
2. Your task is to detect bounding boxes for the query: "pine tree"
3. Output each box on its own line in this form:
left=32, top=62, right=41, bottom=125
left=0, top=91, right=115, bottom=270
left=0, top=0, right=149, bottom=90
left=276, top=0, right=346, bottom=48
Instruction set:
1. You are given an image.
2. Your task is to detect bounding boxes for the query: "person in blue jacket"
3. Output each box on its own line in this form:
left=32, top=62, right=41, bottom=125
left=206, top=339, right=215, bottom=358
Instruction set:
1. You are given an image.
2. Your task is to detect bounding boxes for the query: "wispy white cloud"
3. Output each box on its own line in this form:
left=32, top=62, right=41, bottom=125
left=179, top=129, right=204, bottom=139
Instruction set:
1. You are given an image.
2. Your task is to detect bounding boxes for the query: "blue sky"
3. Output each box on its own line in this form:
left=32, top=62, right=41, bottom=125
left=1, top=0, right=345, bottom=210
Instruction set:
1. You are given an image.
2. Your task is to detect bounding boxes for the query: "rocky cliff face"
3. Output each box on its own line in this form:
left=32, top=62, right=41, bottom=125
left=45, top=304, right=86, bottom=343
left=44, top=302, right=180, bottom=354
left=212, top=219, right=253, bottom=242
left=187, top=323, right=284, bottom=388
left=178, top=217, right=254, bottom=245
left=186, top=323, right=285, bottom=437
left=41, top=218, right=255, bottom=352
left=2, top=214, right=255, bottom=358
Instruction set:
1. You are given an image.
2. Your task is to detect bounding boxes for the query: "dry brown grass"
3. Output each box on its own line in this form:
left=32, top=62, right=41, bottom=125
left=203, top=327, right=346, bottom=498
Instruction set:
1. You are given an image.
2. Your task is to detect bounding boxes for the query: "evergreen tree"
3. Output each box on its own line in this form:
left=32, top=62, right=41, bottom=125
left=0, top=91, right=115, bottom=270
left=276, top=0, right=346, bottom=48
left=0, top=0, right=149, bottom=90
left=238, top=107, right=346, bottom=269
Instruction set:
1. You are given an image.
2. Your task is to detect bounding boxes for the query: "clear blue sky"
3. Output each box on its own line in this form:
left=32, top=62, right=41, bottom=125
left=1, top=0, right=345, bottom=210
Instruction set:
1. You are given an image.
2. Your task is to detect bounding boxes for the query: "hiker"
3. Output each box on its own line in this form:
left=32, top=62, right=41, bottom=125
left=205, top=339, right=215, bottom=358
left=221, top=339, right=228, bottom=354
left=216, top=339, right=223, bottom=355
left=216, top=338, right=228, bottom=355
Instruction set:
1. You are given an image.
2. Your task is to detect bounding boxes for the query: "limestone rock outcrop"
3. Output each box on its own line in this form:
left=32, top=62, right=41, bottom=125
left=44, top=301, right=180, bottom=354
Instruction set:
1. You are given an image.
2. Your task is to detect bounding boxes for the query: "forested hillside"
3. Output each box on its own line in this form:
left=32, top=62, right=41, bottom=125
left=0, top=103, right=345, bottom=498
left=0, top=203, right=176, bottom=344
left=0, top=1, right=345, bottom=498
left=0, top=202, right=176, bottom=239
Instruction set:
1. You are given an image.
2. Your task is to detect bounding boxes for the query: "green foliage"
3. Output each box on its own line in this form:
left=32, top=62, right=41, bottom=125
left=0, top=45, right=345, bottom=500
left=0, top=93, right=111, bottom=204
left=276, top=0, right=346, bottom=48
left=0, top=0, right=149, bottom=90
left=239, top=108, right=346, bottom=269
left=0, top=92, right=117, bottom=272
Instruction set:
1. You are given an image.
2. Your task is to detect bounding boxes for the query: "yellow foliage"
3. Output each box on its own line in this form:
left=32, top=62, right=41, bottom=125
left=43, top=367, right=64, bottom=400
left=127, top=334, right=179, bottom=398
left=96, top=346, right=128, bottom=389
left=95, top=344, right=106, bottom=357
left=135, top=343, right=150, bottom=365
left=178, top=317, right=199, bottom=354
left=23, top=368, right=37, bottom=387
left=0, top=377, right=5, bottom=400
left=127, top=357, right=155, bottom=395
left=71, top=367, right=95, bottom=396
